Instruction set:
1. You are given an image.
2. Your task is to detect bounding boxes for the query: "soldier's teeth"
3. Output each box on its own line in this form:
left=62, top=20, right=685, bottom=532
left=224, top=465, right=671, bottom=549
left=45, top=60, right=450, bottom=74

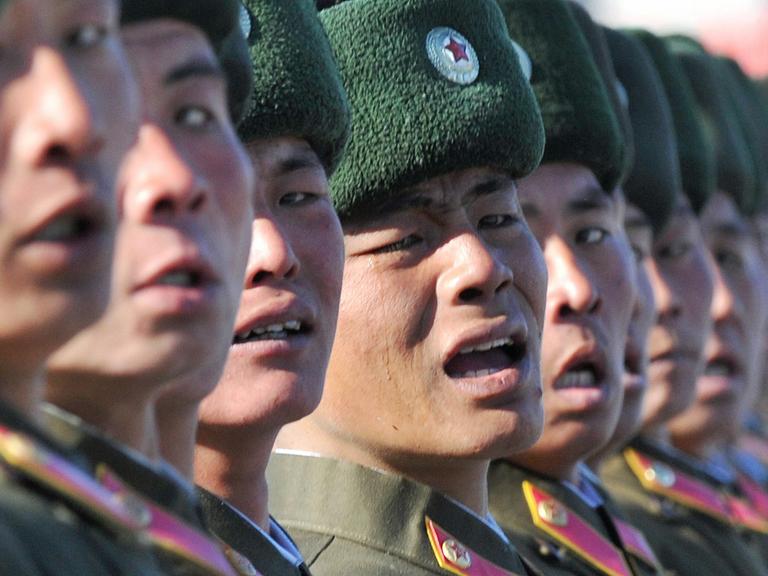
left=285, top=320, right=301, bottom=331
left=235, top=321, right=303, bottom=343
left=459, top=337, right=512, bottom=355
left=158, top=271, right=194, bottom=287
left=456, top=367, right=503, bottom=378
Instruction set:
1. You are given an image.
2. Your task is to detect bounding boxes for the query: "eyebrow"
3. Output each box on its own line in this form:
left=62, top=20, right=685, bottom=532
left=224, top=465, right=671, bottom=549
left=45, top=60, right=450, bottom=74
left=164, top=59, right=225, bottom=86
left=712, top=220, right=750, bottom=238
left=565, top=186, right=613, bottom=215
left=624, top=213, right=651, bottom=230
left=276, top=150, right=325, bottom=175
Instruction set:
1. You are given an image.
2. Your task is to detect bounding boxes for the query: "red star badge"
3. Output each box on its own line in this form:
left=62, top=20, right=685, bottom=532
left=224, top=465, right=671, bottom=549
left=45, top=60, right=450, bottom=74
left=445, top=36, right=469, bottom=63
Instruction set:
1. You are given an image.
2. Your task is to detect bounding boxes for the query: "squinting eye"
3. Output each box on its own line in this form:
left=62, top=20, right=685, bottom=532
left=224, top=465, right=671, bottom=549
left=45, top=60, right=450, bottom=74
left=657, top=242, right=690, bottom=260
left=176, top=106, right=214, bottom=129
left=575, top=227, right=607, bottom=245
left=479, top=214, right=517, bottom=229
left=374, top=234, right=422, bottom=254
left=279, top=192, right=317, bottom=206
left=67, top=24, right=108, bottom=49
left=715, top=250, right=743, bottom=270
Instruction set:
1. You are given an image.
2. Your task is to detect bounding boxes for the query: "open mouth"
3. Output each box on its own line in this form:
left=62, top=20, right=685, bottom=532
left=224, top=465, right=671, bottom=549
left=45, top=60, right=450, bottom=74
left=232, top=320, right=311, bottom=345
left=444, top=337, right=527, bottom=379
left=554, top=350, right=606, bottom=390
left=34, top=213, right=100, bottom=243
left=704, top=356, right=740, bottom=378
left=624, top=347, right=642, bottom=377
left=154, top=269, right=205, bottom=289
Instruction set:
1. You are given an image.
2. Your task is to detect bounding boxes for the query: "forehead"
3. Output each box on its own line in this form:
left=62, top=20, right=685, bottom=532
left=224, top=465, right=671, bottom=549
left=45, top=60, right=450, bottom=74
left=700, top=191, right=746, bottom=237
left=1, top=0, right=116, bottom=39
left=122, top=19, right=217, bottom=82
left=518, top=163, right=615, bottom=219
left=246, top=137, right=323, bottom=178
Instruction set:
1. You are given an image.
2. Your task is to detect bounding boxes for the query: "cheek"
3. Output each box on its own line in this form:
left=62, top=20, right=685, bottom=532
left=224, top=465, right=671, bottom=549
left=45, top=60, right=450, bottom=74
left=511, top=236, right=548, bottom=328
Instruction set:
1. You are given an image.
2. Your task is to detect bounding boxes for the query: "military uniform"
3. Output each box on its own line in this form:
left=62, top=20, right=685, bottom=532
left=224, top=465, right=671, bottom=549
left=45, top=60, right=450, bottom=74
left=0, top=400, right=164, bottom=575
left=267, top=452, right=532, bottom=575
left=43, top=404, right=253, bottom=576
left=489, top=460, right=665, bottom=576
left=199, top=488, right=312, bottom=576
left=600, top=437, right=768, bottom=575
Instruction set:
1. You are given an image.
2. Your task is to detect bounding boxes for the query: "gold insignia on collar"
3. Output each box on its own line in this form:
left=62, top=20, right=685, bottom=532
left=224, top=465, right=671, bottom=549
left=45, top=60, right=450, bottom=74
left=537, top=500, right=568, bottom=526
left=643, top=462, right=676, bottom=488
left=442, top=539, right=472, bottom=569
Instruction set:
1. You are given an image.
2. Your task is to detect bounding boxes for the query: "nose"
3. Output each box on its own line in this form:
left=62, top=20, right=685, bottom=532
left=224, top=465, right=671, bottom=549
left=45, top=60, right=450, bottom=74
left=121, top=124, right=208, bottom=222
left=439, top=231, right=513, bottom=305
left=710, top=265, right=740, bottom=324
left=244, top=215, right=299, bottom=286
left=546, top=236, right=601, bottom=318
left=14, top=46, right=105, bottom=166
left=645, top=259, right=682, bottom=321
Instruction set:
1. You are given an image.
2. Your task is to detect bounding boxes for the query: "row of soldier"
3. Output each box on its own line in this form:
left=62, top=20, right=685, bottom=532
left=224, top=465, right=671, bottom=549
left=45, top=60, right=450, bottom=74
left=2, top=0, right=768, bottom=574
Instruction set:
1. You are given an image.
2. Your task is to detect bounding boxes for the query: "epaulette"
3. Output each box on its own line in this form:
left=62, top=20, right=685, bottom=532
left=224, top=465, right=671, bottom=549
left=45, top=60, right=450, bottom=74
left=624, top=448, right=732, bottom=523
left=610, top=515, right=663, bottom=572
left=0, top=425, right=145, bottom=540
left=522, top=481, right=632, bottom=576
left=99, top=467, right=254, bottom=576
left=425, top=516, right=524, bottom=575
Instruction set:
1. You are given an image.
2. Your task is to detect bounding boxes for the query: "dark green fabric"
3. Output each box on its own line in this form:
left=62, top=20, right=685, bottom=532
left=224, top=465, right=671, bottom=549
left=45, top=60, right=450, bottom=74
left=568, top=2, right=634, bottom=186
left=120, top=0, right=252, bottom=122
left=318, top=0, right=544, bottom=220
left=267, top=453, right=530, bottom=575
left=718, top=57, right=768, bottom=213
left=488, top=461, right=662, bottom=576
left=238, top=0, right=350, bottom=174
left=666, top=36, right=755, bottom=213
left=198, top=488, right=311, bottom=576
left=630, top=29, right=716, bottom=213
left=600, top=439, right=768, bottom=576
left=498, top=0, right=624, bottom=193
left=604, top=29, right=679, bottom=233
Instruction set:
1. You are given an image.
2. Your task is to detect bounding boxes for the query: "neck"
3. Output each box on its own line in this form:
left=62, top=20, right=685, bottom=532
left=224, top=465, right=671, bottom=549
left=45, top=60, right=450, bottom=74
left=0, top=369, right=45, bottom=421
left=506, top=449, right=579, bottom=483
left=195, top=427, right=277, bottom=531
left=157, top=402, right=201, bottom=480
left=276, top=418, right=490, bottom=516
left=640, top=423, right=671, bottom=445
left=46, top=374, right=160, bottom=458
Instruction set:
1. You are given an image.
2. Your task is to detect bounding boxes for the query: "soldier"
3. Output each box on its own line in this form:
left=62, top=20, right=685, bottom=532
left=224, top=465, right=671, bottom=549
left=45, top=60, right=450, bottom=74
left=266, top=0, right=547, bottom=573
left=486, top=3, right=672, bottom=576
left=44, top=1, right=258, bottom=574
left=157, top=0, right=349, bottom=573
left=600, top=31, right=768, bottom=576
left=0, top=1, right=170, bottom=574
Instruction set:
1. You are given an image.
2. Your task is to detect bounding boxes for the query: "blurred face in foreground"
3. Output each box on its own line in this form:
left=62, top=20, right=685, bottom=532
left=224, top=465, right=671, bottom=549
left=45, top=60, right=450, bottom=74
left=0, top=0, right=138, bottom=392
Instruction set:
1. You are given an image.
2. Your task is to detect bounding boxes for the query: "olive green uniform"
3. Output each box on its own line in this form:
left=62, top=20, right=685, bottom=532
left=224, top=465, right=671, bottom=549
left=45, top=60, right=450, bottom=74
left=42, top=404, right=254, bottom=576
left=0, top=400, right=163, bottom=575
left=489, top=460, right=665, bottom=576
left=267, top=452, right=532, bottom=575
left=198, top=487, right=312, bottom=576
left=600, top=437, right=768, bottom=576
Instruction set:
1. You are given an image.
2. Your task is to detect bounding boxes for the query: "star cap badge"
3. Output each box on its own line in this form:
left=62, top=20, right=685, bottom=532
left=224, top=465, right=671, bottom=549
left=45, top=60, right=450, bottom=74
left=510, top=40, right=532, bottom=82
left=239, top=4, right=252, bottom=40
left=426, top=27, right=479, bottom=85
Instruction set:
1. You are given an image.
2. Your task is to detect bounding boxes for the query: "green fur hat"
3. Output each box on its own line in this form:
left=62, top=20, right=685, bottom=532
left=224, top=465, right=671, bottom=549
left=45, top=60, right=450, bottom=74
left=604, top=29, right=679, bottom=233
left=568, top=2, right=634, bottom=185
left=238, top=0, right=350, bottom=174
left=630, top=30, right=715, bottom=213
left=318, top=0, right=545, bottom=220
left=717, top=58, right=768, bottom=213
left=121, top=0, right=252, bottom=123
left=666, top=36, right=755, bottom=213
left=498, top=0, right=625, bottom=193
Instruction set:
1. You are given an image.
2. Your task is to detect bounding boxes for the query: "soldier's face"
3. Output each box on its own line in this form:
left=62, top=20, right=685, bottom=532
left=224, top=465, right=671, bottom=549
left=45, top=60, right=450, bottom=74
left=669, top=192, right=765, bottom=445
left=198, top=137, right=344, bottom=434
left=317, top=167, right=546, bottom=460
left=515, top=163, right=634, bottom=467
left=641, top=197, right=714, bottom=429
left=612, top=202, right=656, bottom=448
left=48, top=20, right=253, bottom=395
left=0, top=0, right=138, bottom=379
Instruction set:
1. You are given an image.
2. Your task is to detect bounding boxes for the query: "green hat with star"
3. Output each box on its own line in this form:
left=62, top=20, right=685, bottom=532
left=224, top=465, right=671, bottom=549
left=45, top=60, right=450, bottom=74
left=237, top=0, right=350, bottom=175
left=666, top=36, right=755, bottom=213
left=604, top=28, right=680, bottom=233
left=497, top=0, right=625, bottom=193
left=120, top=0, right=252, bottom=123
left=630, top=30, right=716, bottom=213
left=568, top=2, right=634, bottom=186
left=318, top=0, right=545, bottom=220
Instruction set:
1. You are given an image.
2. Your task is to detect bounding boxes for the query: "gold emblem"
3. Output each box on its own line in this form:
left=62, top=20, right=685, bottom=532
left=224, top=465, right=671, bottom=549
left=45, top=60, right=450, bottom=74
left=644, top=462, right=676, bottom=488
left=538, top=499, right=568, bottom=526
left=114, top=491, right=152, bottom=529
left=441, top=538, right=472, bottom=569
